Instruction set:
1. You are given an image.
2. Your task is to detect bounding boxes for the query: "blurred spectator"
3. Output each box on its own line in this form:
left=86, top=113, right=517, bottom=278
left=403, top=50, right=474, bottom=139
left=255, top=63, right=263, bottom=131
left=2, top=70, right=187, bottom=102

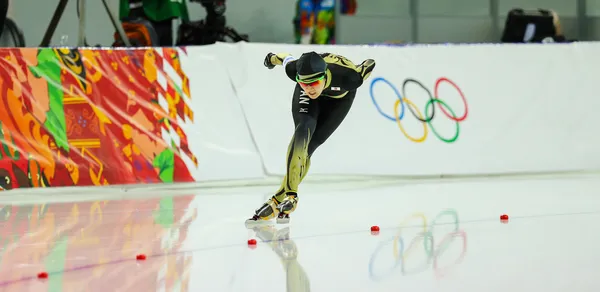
left=293, top=0, right=333, bottom=44
left=293, top=0, right=356, bottom=44
left=548, top=10, right=567, bottom=42
left=501, top=8, right=571, bottom=43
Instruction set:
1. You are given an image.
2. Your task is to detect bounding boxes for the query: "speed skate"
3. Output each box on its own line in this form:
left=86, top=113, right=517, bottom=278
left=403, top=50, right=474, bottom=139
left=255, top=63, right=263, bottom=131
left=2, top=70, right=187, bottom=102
left=245, top=206, right=292, bottom=227
left=245, top=195, right=298, bottom=227
left=245, top=213, right=290, bottom=228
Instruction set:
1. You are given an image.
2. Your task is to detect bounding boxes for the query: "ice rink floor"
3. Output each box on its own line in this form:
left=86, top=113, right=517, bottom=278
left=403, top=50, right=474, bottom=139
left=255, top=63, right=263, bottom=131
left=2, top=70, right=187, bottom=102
left=0, top=173, right=599, bottom=292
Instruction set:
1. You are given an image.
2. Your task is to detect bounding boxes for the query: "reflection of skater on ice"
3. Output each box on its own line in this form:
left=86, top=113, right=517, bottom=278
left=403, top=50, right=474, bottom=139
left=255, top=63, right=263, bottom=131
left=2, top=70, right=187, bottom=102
left=251, top=225, right=311, bottom=291
left=246, top=51, right=375, bottom=225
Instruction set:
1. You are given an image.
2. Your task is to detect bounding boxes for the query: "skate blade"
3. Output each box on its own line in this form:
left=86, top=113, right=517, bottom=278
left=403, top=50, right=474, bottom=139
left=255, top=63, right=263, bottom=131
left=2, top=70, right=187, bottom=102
left=276, top=217, right=290, bottom=224
left=245, top=218, right=274, bottom=228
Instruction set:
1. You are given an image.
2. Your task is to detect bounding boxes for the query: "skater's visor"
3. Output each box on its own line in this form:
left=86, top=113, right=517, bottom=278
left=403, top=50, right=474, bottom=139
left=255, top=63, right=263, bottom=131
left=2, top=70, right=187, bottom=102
left=296, top=75, right=325, bottom=87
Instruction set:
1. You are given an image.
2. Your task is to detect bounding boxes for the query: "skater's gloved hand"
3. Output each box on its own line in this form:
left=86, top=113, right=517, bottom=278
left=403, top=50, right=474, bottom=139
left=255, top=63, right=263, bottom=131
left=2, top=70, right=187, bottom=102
left=264, top=53, right=293, bottom=69
left=358, top=58, right=376, bottom=80
left=264, top=53, right=276, bottom=69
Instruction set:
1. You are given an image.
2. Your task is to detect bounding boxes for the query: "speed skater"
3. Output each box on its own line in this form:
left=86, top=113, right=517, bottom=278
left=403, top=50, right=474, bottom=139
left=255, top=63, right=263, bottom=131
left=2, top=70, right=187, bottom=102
left=245, top=51, right=375, bottom=225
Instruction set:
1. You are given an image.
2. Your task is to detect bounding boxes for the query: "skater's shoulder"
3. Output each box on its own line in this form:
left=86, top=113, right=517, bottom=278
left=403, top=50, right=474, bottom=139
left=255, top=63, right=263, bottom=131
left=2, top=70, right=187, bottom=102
left=322, top=53, right=352, bottom=63
left=284, top=61, right=297, bottom=81
left=321, top=54, right=359, bottom=74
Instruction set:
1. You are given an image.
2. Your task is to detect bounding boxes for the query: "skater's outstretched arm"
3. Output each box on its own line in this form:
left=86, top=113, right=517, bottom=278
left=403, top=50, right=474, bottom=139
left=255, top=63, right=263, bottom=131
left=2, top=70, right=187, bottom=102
left=336, top=58, right=376, bottom=91
left=263, top=52, right=376, bottom=88
left=264, top=52, right=298, bottom=82
left=264, top=52, right=296, bottom=67
left=313, top=53, right=376, bottom=91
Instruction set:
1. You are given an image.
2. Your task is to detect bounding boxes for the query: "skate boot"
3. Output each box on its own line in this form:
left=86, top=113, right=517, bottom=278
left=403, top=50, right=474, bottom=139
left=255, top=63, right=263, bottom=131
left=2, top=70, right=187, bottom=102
left=276, top=194, right=298, bottom=224
left=245, top=196, right=283, bottom=227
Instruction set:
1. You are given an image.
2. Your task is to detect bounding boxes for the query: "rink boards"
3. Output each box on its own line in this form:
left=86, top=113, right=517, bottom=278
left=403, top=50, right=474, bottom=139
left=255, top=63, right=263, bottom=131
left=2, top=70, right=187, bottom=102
left=0, top=42, right=598, bottom=189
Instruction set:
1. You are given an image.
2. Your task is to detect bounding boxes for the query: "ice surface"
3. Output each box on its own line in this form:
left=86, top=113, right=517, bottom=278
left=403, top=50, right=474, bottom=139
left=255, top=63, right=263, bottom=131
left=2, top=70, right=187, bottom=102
left=0, top=174, right=599, bottom=291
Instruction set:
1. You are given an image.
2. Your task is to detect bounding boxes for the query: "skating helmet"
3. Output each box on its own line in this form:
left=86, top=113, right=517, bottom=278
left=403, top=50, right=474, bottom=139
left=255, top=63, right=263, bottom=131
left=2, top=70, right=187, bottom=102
left=295, top=51, right=327, bottom=84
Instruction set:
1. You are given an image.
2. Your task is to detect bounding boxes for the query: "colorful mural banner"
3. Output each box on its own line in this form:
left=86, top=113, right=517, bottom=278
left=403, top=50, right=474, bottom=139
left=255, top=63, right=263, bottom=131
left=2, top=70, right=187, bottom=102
left=0, top=47, right=198, bottom=190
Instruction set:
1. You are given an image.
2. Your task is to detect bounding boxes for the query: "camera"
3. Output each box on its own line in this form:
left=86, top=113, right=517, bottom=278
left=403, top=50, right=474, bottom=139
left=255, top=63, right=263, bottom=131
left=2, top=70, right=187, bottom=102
left=176, top=0, right=248, bottom=45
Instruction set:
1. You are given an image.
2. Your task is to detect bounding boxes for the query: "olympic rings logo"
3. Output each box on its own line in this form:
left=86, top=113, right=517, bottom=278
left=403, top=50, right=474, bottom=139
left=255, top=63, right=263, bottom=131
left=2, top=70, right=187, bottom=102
left=369, top=77, right=469, bottom=143
left=368, top=209, right=467, bottom=281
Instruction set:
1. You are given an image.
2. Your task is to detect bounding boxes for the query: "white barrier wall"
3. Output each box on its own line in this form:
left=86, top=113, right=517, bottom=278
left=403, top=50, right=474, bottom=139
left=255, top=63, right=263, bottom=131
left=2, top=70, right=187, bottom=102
left=178, top=46, right=265, bottom=181
left=184, top=42, right=600, bottom=179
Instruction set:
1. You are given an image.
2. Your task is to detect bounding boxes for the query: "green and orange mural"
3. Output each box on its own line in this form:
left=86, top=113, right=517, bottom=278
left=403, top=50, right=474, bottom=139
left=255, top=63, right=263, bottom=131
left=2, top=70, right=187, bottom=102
left=0, top=47, right=198, bottom=190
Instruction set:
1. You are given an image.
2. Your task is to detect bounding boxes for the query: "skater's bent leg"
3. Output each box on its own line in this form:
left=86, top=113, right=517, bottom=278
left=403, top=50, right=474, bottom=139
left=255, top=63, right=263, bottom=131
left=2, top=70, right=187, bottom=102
left=277, top=92, right=355, bottom=198
left=274, top=85, right=320, bottom=200
left=274, top=119, right=316, bottom=218
left=247, top=87, right=319, bottom=223
left=283, top=119, right=316, bottom=195
left=273, top=149, right=312, bottom=202
left=307, top=91, right=356, bottom=156
left=273, top=137, right=297, bottom=201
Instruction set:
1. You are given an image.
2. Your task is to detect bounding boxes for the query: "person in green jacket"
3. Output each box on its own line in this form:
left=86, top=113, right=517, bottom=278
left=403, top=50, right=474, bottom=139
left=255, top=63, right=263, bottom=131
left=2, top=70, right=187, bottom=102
left=119, top=0, right=190, bottom=46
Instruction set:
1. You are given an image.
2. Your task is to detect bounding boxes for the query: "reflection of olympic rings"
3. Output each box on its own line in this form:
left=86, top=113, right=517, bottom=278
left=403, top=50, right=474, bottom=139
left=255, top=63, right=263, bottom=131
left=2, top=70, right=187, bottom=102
left=368, top=209, right=468, bottom=281
left=369, top=77, right=469, bottom=143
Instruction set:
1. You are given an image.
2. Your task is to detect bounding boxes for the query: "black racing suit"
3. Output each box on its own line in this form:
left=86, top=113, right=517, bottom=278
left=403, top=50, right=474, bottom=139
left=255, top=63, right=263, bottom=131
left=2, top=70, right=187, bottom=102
left=269, top=52, right=375, bottom=200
